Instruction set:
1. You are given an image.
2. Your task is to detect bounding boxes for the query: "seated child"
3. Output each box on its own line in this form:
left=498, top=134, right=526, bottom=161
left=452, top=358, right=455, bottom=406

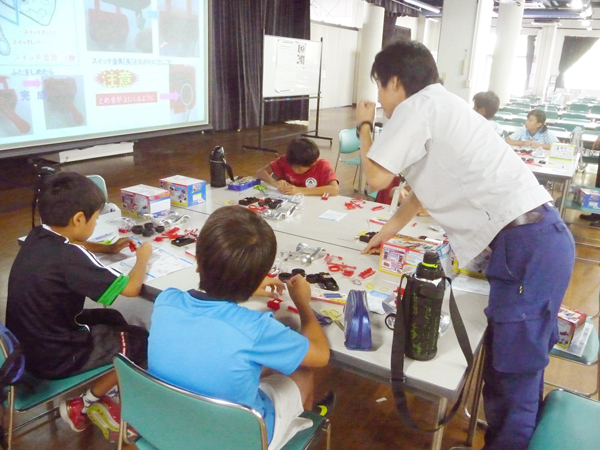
left=148, top=206, right=332, bottom=450
left=6, top=172, right=152, bottom=442
left=256, top=138, right=340, bottom=196
left=505, top=109, right=559, bottom=150
left=473, top=91, right=503, bottom=136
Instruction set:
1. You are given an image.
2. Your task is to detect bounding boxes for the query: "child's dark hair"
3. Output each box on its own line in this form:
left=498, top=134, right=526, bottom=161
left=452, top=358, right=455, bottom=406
left=286, top=138, right=320, bottom=167
left=196, top=206, right=277, bottom=302
left=38, top=172, right=105, bottom=227
left=371, top=41, right=439, bottom=98
left=528, top=109, right=548, bottom=133
left=473, top=91, right=500, bottom=120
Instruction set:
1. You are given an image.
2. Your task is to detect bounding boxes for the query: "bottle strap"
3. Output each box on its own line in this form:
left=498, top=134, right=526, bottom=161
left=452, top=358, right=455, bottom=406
left=391, top=276, right=474, bottom=432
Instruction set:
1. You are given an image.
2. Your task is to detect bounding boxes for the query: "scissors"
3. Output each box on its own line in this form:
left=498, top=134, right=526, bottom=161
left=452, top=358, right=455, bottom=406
left=320, top=309, right=345, bottom=331
left=312, top=308, right=332, bottom=326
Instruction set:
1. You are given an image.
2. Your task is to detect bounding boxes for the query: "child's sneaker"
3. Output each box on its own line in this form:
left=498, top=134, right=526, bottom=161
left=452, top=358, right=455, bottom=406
left=87, top=395, right=121, bottom=442
left=312, top=391, right=336, bottom=417
left=87, top=395, right=139, bottom=443
left=59, top=396, right=91, bottom=432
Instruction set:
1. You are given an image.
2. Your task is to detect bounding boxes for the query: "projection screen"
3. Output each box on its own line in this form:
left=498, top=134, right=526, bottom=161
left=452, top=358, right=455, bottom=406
left=0, top=0, right=209, bottom=157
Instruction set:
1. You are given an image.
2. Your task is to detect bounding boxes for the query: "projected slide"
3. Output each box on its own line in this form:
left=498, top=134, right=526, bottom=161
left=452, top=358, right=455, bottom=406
left=0, top=0, right=208, bottom=154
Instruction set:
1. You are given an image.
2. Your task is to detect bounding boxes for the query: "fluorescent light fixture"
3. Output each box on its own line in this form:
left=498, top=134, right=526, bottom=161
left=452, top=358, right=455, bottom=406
left=569, top=0, right=583, bottom=9
left=391, top=0, right=440, bottom=14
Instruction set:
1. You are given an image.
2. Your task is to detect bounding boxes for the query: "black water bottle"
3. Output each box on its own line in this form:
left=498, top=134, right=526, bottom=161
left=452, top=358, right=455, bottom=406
left=403, top=251, right=445, bottom=361
left=209, top=146, right=234, bottom=188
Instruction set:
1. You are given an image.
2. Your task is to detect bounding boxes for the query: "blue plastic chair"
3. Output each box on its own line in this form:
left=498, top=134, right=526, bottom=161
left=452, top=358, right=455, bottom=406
left=527, top=390, right=600, bottom=450
left=562, top=112, right=588, bottom=121
left=114, top=355, right=331, bottom=450
left=335, top=128, right=361, bottom=191
left=569, top=103, right=591, bottom=113
left=0, top=331, right=112, bottom=450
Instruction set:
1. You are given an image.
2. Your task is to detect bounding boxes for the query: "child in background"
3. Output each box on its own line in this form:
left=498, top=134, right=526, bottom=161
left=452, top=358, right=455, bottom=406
left=148, top=206, right=333, bottom=450
left=257, top=138, right=340, bottom=196
left=6, top=172, right=152, bottom=443
left=473, top=91, right=503, bottom=136
left=506, top=109, right=559, bottom=150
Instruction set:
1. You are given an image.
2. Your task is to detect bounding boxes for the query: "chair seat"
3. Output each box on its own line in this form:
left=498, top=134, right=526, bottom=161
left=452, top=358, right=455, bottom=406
left=132, top=411, right=326, bottom=450
left=550, top=319, right=598, bottom=365
left=339, top=156, right=360, bottom=166
left=527, top=390, right=600, bottom=450
left=14, top=364, right=112, bottom=411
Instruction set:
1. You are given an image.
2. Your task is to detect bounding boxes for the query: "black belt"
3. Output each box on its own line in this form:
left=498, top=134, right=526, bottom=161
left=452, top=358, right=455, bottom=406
left=503, top=205, right=545, bottom=230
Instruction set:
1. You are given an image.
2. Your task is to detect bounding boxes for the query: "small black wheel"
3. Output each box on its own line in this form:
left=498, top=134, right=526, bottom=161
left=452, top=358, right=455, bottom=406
left=385, top=313, right=396, bottom=330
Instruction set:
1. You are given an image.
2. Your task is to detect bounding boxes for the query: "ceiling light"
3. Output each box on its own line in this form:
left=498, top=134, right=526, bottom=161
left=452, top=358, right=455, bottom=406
left=569, top=0, right=583, bottom=9
left=391, top=0, right=440, bottom=14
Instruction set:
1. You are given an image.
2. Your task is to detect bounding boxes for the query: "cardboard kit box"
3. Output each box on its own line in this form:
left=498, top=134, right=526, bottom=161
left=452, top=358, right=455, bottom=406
left=379, top=234, right=450, bottom=277
left=574, top=187, right=600, bottom=210
left=121, top=184, right=171, bottom=217
left=557, top=305, right=587, bottom=349
left=159, top=175, right=206, bottom=207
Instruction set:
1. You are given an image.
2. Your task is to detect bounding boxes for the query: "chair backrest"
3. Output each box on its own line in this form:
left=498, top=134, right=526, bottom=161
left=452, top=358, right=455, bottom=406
left=557, top=122, right=586, bottom=132
left=338, top=128, right=360, bottom=155
left=591, top=104, right=600, bottom=115
left=569, top=103, right=590, bottom=112
left=87, top=175, right=108, bottom=202
left=114, top=355, right=268, bottom=450
left=500, top=106, right=527, bottom=115
left=544, top=110, right=559, bottom=119
left=562, top=112, right=588, bottom=120
left=506, top=117, right=526, bottom=124
left=547, top=126, right=568, bottom=133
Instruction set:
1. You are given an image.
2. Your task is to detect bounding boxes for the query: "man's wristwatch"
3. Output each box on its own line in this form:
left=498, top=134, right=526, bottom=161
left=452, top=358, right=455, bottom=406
left=356, top=121, right=373, bottom=138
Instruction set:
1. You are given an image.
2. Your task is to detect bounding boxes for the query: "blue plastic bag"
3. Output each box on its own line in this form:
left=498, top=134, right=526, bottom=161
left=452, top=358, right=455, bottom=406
left=344, top=290, right=372, bottom=351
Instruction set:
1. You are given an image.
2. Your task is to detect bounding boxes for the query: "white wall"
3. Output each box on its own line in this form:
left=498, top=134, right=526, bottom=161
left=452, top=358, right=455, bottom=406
left=310, top=22, right=359, bottom=109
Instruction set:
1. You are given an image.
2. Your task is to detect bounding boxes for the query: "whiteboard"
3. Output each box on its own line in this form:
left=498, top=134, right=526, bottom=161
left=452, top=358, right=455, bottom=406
left=262, top=35, right=322, bottom=98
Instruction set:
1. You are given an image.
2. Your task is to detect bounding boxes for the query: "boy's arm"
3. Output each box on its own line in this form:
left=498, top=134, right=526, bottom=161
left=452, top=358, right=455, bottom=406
left=279, top=180, right=340, bottom=196
left=287, top=275, right=330, bottom=367
left=75, top=237, right=134, bottom=254
left=120, top=243, right=153, bottom=297
left=256, top=164, right=278, bottom=188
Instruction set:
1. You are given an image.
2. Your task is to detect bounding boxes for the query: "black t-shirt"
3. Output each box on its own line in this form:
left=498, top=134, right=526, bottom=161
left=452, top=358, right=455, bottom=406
left=6, top=226, right=128, bottom=378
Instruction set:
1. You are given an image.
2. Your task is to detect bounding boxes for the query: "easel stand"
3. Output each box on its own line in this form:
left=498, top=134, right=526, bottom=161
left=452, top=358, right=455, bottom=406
left=243, top=35, right=331, bottom=154
left=243, top=95, right=332, bottom=154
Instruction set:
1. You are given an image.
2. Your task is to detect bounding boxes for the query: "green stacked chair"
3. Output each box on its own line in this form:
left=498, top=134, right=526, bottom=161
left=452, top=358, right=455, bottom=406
left=114, top=355, right=331, bottom=450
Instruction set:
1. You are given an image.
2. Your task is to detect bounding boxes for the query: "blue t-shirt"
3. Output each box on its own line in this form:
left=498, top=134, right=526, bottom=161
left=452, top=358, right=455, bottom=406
left=148, top=288, right=309, bottom=442
left=508, top=127, right=559, bottom=145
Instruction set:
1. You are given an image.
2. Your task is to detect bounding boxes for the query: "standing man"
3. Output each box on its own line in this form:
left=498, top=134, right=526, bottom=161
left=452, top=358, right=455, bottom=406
left=357, top=41, right=574, bottom=450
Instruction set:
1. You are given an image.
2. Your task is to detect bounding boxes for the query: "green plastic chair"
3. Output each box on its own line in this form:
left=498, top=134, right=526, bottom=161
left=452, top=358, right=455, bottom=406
left=544, top=110, right=559, bottom=120
left=0, top=332, right=112, bottom=450
left=500, top=106, right=528, bottom=115
left=114, top=355, right=331, bottom=450
left=569, top=103, right=590, bottom=113
left=87, top=174, right=108, bottom=202
left=591, top=104, right=600, bottom=115
left=562, top=112, right=588, bottom=121
left=335, top=128, right=361, bottom=191
left=527, top=390, right=600, bottom=450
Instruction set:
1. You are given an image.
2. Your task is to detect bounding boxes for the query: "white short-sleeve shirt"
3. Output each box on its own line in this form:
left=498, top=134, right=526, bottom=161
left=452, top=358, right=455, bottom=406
left=368, top=84, right=552, bottom=266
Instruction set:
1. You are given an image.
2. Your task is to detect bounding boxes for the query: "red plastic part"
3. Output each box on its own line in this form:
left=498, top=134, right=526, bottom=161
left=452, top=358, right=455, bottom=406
left=267, top=298, right=283, bottom=311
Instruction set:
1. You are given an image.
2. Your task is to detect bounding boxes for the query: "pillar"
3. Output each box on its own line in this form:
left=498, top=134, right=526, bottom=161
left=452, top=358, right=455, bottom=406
left=355, top=2, right=384, bottom=103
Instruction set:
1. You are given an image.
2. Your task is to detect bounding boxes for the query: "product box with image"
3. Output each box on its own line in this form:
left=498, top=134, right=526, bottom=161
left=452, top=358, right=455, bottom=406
left=575, top=187, right=600, bottom=210
left=379, top=234, right=450, bottom=277
left=557, top=305, right=587, bottom=349
left=121, top=184, right=171, bottom=217
left=159, top=175, right=206, bottom=207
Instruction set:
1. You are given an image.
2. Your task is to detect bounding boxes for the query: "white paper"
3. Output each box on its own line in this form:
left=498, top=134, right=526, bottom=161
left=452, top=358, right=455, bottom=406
left=451, top=274, right=490, bottom=296
left=366, top=290, right=388, bottom=315
left=105, top=246, right=194, bottom=280
left=318, top=210, right=347, bottom=222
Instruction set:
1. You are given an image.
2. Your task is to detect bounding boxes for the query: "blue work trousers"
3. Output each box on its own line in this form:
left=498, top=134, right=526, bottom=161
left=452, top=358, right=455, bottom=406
left=483, top=203, right=575, bottom=450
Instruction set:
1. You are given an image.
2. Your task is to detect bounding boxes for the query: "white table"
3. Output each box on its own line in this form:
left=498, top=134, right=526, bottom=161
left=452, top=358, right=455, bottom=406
left=92, top=196, right=488, bottom=450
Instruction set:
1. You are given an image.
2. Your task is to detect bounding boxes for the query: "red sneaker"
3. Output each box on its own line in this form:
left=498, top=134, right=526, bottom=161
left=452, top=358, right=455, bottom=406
left=59, top=397, right=91, bottom=432
left=87, top=396, right=139, bottom=443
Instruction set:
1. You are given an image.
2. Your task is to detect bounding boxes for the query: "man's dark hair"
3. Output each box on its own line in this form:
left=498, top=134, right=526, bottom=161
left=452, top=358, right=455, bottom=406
left=286, top=138, right=320, bottom=167
left=528, top=109, right=548, bottom=133
left=38, top=172, right=105, bottom=227
left=196, top=206, right=277, bottom=303
left=370, top=41, right=440, bottom=97
left=473, top=91, right=500, bottom=119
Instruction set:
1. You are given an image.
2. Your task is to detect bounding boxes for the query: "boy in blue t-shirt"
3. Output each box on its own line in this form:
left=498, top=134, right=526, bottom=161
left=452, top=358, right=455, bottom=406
left=148, top=206, right=331, bottom=450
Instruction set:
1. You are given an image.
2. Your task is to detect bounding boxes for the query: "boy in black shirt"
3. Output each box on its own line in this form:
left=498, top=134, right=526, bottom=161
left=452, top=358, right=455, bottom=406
left=7, top=172, right=152, bottom=441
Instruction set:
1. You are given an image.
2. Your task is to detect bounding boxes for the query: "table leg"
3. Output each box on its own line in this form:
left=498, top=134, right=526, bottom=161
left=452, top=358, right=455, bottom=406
left=559, top=178, right=571, bottom=217
left=467, top=344, right=486, bottom=446
left=431, top=397, right=447, bottom=450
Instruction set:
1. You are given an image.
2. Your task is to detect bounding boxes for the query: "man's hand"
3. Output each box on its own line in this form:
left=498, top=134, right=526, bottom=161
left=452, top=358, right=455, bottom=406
left=254, top=277, right=285, bottom=298
left=356, top=100, right=376, bottom=125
